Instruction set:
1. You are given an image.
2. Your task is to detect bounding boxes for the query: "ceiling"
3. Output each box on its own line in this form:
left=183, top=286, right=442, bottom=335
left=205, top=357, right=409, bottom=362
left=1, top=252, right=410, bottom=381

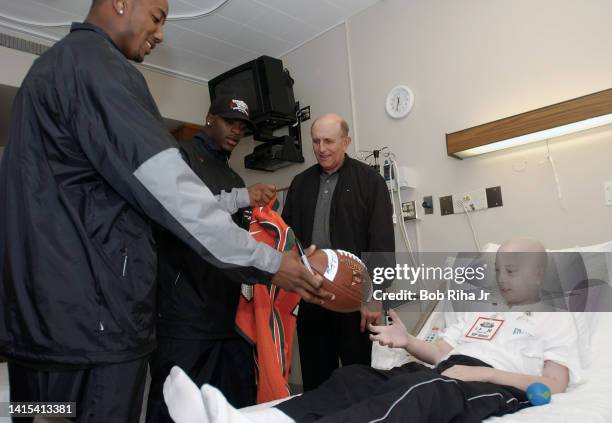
left=0, top=0, right=381, bottom=83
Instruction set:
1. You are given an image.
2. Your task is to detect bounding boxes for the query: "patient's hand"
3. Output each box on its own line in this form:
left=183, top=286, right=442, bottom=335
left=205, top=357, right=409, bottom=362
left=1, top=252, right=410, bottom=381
left=441, top=365, right=491, bottom=382
left=369, top=309, right=411, bottom=348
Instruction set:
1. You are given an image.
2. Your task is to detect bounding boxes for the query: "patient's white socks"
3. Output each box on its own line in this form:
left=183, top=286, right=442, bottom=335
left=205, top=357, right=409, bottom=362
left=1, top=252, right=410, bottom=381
left=201, top=384, right=294, bottom=423
left=163, top=365, right=294, bottom=423
left=243, top=407, right=294, bottom=423
left=163, top=366, right=209, bottom=423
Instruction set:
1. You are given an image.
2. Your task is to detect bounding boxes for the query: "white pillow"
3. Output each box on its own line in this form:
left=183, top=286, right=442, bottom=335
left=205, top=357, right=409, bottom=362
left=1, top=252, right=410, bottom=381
left=576, top=240, right=612, bottom=284
left=480, top=242, right=501, bottom=252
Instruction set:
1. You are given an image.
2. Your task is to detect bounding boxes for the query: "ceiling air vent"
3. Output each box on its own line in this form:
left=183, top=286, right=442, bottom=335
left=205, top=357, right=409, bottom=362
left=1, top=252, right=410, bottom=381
left=0, top=33, right=49, bottom=56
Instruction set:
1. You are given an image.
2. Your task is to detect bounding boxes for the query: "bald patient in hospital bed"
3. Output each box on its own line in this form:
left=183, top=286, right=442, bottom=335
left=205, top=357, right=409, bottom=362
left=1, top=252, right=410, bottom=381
left=162, top=238, right=582, bottom=423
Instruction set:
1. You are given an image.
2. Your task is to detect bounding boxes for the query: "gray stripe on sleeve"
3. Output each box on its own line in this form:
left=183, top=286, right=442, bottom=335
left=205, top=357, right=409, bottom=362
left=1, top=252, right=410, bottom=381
left=215, top=187, right=250, bottom=214
left=134, top=148, right=281, bottom=273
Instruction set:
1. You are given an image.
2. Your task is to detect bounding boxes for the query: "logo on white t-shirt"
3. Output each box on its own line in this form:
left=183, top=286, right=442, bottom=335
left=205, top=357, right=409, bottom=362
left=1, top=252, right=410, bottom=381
left=465, top=316, right=504, bottom=341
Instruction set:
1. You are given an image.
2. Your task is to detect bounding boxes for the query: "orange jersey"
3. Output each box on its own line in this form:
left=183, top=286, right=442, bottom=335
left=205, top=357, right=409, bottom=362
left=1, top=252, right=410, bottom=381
left=235, top=198, right=301, bottom=404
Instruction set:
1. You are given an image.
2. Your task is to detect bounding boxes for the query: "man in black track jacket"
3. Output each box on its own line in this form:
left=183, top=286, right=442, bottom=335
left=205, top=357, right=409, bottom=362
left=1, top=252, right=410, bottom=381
left=146, top=96, right=273, bottom=421
left=0, top=1, right=328, bottom=421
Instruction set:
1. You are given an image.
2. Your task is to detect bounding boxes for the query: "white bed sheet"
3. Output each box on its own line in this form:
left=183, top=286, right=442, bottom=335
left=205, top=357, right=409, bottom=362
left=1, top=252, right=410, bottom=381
left=486, top=311, right=612, bottom=423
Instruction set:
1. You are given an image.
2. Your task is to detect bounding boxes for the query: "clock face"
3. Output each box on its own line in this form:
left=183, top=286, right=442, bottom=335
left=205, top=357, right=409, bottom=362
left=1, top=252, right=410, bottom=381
left=385, top=85, right=414, bottom=119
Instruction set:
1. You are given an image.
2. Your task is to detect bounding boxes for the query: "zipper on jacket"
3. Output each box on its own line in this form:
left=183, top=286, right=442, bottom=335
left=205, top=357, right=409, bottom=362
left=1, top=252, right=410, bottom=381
left=121, top=247, right=128, bottom=277
left=174, top=271, right=182, bottom=285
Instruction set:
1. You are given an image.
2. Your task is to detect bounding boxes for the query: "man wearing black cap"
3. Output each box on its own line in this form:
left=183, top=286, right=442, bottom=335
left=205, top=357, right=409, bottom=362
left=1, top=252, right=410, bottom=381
left=146, top=95, right=272, bottom=422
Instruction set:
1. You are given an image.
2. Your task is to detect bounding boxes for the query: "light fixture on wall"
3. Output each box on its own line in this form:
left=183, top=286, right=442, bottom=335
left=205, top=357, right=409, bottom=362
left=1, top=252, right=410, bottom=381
left=446, top=88, right=612, bottom=159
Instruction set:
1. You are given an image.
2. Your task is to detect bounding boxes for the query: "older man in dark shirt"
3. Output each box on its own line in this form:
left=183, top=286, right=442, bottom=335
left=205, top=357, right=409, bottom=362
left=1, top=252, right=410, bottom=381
left=282, top=113, right=395, bottom=391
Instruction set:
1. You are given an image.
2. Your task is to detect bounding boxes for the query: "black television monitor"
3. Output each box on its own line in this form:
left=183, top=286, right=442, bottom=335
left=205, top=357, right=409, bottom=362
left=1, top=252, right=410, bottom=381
left=208, top=56, right=297, bottom=134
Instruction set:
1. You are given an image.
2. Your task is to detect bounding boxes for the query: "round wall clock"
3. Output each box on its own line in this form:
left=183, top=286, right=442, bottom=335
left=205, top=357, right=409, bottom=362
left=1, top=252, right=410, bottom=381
left=385, top=85, right=414, bottom=119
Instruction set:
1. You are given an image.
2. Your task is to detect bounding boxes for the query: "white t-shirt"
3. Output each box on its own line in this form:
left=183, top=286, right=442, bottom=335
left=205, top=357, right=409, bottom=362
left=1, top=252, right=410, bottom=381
left=440, top=312, right=582, bottom=385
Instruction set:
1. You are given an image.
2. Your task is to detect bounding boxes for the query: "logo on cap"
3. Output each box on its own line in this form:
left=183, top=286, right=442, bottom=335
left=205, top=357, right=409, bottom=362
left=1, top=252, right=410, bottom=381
left=230, top=99, right=249, bottom=117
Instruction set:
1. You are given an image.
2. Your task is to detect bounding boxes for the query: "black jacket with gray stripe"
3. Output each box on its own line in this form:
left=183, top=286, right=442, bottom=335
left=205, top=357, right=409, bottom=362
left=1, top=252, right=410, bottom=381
left=155, top=134, right=250, bottom=339
left=0, top=23, right=279, bottom=364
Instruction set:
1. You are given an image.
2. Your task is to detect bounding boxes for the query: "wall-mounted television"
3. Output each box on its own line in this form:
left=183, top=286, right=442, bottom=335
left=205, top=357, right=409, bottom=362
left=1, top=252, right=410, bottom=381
left=208, top=55, right=297, bottom=135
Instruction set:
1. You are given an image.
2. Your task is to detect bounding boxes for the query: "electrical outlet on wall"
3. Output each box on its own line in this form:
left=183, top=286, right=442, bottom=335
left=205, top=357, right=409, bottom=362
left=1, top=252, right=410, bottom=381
left=422, top=196, right=434, bottom=215
left=402, top=201, right=418, bottom=220
left=439, top=195, right=454, bottom=216
left=454, top=189, right=487, bottom=213
left=440, top=187, right=503, bottom=217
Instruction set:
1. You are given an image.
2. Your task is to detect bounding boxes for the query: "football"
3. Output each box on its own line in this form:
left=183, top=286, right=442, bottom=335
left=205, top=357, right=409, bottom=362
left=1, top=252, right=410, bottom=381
left=307, top=249, right=368, bottom=313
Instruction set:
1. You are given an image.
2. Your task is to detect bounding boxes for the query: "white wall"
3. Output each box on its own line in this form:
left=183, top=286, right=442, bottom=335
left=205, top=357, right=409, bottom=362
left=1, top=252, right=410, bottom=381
left=0, top=47, right=30, bottom=152
left=0, top=46, right=209, bottom=126
left=270, top=0, right=612, bottom=252
left=140, top=67, right=210, bottom=125
left=0, top=46, right=36, bottom=87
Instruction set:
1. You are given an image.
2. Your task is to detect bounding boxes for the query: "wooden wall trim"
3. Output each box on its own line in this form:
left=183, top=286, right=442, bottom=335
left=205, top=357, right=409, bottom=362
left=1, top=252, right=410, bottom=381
left=446, top=88, right=612, bottom=157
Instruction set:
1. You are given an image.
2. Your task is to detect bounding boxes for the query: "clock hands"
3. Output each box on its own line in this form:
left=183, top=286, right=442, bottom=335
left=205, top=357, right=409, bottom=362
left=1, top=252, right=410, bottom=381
left=386, top=86, right=414, bottom=118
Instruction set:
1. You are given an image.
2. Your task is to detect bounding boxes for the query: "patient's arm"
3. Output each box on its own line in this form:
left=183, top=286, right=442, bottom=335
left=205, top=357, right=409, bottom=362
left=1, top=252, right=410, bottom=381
left=369, top=309, right=453, bottom=365
left=441, top=360, right=569, bottom=394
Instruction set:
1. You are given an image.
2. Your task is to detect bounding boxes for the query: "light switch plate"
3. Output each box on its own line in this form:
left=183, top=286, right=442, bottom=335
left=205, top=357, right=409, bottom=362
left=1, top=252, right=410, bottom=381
left=605, top=181, right=612, bottom=206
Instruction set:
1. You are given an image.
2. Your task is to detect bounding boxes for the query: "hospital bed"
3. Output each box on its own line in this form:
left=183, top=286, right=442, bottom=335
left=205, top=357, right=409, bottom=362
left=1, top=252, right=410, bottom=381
left=242, top=240, right=612, bottom=422
left=369, top=308, right=612, bottom=423
left=239, top=309, right=612, bottom=422
left=0, top=241, right=610, bottom=422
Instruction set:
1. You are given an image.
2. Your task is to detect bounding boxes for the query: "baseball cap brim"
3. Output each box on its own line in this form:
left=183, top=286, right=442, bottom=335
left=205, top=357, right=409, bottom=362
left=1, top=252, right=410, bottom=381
left=216, top=111, right=256, bottom=132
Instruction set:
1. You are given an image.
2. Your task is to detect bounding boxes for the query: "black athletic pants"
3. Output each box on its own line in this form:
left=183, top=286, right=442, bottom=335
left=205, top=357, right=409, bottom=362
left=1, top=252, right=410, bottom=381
left=277, top=355, right=530, bottom=423
left=146, top=336, right=256, bottom=423
left=7, top=357, right=148, bottom=423
left=297, top=302, right=372, bottom=391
